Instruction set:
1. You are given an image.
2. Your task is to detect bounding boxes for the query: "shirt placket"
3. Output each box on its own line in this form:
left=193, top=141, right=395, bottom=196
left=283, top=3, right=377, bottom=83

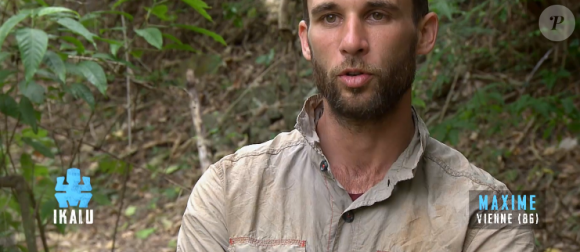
left=318, top=157, right=362, bottom=252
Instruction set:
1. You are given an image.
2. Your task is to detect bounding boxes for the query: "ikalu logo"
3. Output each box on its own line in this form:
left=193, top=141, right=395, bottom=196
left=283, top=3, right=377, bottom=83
left=539, top=5, right=575, bottom=41
left=53, top=168, right=94, bottom=224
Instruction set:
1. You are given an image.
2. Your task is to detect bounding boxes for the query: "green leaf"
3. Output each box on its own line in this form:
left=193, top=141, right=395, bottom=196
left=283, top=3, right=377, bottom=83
left=162, top=43, right=198, bottom=52
left=0, top=70, right=14, bottom=84
left=34, top=0, right=49, bottom=6
left=16, top=28, right=48, bottom=82
left=165, top=165, right=180, bottom=174
left=247, top=7, right=257, bottom=18
left=175, top=24, right=226, bottom=46
left=40, top=200, right=58, bottom=222
left=146, top=5, right=174, bottom=21
left=162, top=33, right=183, bottom=44
left=33, top=164, right=49, bottom=177
left=65, top=62, right=83, bottom=76
left=55, top=222, right=66, bottom=234
left=0, top=94, right=19, bottom=118
left=0, top=12, right=29, bottom=48
left=57, top=17, right=95, bottom=43
left=37, top=7, right=79, bottom=18
left=125, top=205, right=137, bottom=216
left=94, top=37, right=123, bottom=56
left=77, top=61, right=107, bottom=94
left=60, top=36, right=85, bottom=54
left=181, top=0, right=213, bottom=22
left=110, top=43, right=122, bottom=56
left=92, top=190, right=112, bottom=206
left=136, top=228, right=156, bottom=239
left=256, top=49, right=275, bottom=65
left=0, top=51, right=11, bottom=63
left=67, top=83, right=95, bottom=110
left=130, top=50, right=143, bottom=59
left=431, top=0, right=455, bottom=20
left=112, top=0, right=132, bottom=10
left=20, top=153, right=34, bottom=183
left=94, top=37, right=124, bottom=56
left=59, top=43, right=76, bottom=53
left=412, top=97, right=426, bottom=108
left=43, top=51, right=67, bottom=83
left=94, top=36, right=123, bottom=46
left=19, top=81, right=45, bottom=104
left=19, top=97, right=39, bottom=134
left=561, top=97, right=577, bottom=115
left=447, top=128, right=459, bottom=146
left=134, top=28, right=163, bottom=49
left=98, top=157, right=126, bottom=174
left=22, top=137, right=53, bottom=158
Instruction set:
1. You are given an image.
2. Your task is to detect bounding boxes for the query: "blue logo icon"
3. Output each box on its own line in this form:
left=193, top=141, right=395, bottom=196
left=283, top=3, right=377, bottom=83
left=55, top=168, right=92, bottom=208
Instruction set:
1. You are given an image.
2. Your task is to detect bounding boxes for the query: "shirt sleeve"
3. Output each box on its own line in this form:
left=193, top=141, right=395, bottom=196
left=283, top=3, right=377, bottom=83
left=464, top=227, right=537, bottom=252
left=177, top=165, right=228, bottom=252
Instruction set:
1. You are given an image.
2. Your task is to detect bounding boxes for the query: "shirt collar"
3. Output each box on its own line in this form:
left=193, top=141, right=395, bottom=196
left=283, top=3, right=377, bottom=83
left=294, top=93, right=430, bottom=181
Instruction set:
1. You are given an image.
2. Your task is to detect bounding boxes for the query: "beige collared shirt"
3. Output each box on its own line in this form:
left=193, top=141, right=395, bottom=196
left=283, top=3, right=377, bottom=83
left=177, top=94, right=536, bottom=252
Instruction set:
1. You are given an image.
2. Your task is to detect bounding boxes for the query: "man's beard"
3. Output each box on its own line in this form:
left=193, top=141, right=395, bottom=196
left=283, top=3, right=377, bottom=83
left=311, top=36, right=417, bottom=126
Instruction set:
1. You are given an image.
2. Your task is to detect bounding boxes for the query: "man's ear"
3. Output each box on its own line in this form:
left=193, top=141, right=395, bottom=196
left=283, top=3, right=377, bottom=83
left=298, top=20, right=312, bottom=61
left=416, top=12, right=439, bottom=55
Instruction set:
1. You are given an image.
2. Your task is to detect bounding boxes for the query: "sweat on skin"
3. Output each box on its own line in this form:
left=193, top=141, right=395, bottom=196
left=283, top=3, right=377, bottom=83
left=176, top=0, right=537, bottom=251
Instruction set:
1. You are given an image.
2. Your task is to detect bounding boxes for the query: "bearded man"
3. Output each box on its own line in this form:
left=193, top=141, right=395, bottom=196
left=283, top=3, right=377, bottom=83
left=177, top=0, right=537, bottom=251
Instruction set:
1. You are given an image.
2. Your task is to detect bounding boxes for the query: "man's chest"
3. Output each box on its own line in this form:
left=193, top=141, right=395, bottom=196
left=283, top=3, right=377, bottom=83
left=223, top=173, right=468, bottom=252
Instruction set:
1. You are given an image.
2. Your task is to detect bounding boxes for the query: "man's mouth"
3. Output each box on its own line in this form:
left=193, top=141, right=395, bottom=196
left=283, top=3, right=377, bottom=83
left=339, top=68, right=369, bottom=76
left=346, top=71, right=362, bottom=76
left=338, top=68, right=372, bottom=88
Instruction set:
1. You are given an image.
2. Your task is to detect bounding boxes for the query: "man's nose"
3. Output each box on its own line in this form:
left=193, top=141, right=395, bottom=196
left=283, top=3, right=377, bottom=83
left=339, top=17, right=369, bottom=57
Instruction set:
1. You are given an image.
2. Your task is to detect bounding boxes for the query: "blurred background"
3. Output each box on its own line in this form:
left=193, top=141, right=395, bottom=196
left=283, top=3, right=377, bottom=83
left=0, top=0, right=578, bottom=251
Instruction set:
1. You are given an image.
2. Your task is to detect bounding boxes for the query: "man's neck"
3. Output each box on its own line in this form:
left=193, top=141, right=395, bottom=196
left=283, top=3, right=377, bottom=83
left=316, top=91, right=416, bottom=194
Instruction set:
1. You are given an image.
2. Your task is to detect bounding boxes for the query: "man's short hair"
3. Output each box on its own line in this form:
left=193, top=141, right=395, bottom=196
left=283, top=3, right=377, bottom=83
left=302, top=0, right=429, bottom=26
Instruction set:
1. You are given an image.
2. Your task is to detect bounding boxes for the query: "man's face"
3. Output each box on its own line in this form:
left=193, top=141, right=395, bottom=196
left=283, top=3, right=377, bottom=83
left=300, top=0, right=419, bottom=123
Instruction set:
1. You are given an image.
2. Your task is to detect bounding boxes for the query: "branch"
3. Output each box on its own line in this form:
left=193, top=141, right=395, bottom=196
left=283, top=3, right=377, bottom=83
left=4, top=114, right=19, bottom=173
left=68, top=109, right=95, bottom=169
left=438, top=71, right=460, bottom=123
left=524, top=46, right=554, bottom=85
left=47, top=102, right=66, bottom=174
left=278, top=0, right=291, bottom=31
left=111, top=12, right=132, bottom=252
left=184, top=69, right=211, bottom=172
left=0, top=176, right=38, bottom=252
left=33, top=191, right=49, bottom=252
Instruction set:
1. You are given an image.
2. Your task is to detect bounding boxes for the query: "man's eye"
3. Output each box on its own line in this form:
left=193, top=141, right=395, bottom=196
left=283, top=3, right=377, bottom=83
left=324, top=14, right=337, bottom=23
left=371, top=12, right=385, bottom=20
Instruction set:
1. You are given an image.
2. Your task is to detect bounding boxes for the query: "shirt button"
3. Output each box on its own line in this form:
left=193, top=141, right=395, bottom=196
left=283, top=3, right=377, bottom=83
left=343, top=211, right=355, bottom=223
left=320, top=160, right=328, bottom=171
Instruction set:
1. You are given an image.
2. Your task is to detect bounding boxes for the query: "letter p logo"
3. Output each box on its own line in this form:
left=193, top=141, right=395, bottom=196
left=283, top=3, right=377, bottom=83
left=539, top=5, right=574, bottom=41
left=549, top=16, right=564, bottom=30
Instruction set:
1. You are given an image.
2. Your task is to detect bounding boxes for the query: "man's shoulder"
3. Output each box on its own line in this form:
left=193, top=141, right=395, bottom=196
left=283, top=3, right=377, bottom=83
left=423, top=137, right=508, bottom=192
left=211, top=129, right=306, bottom=171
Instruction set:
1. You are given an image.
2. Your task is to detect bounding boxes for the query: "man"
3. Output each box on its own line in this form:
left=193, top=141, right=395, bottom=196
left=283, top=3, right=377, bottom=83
left=177, top=0, right=537, bottom=251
